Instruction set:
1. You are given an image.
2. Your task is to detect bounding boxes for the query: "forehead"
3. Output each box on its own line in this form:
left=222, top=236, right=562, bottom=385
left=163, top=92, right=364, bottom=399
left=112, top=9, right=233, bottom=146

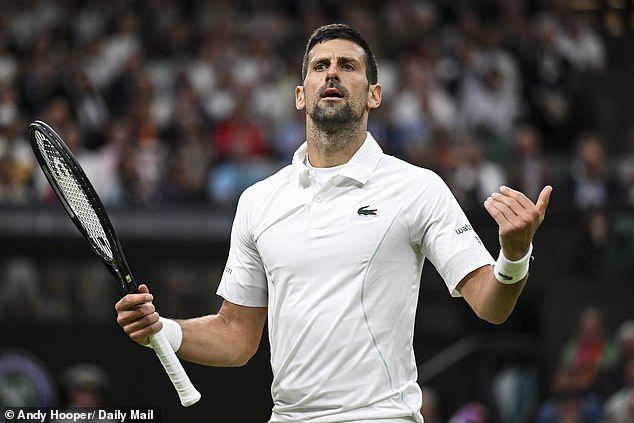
left=307, top=38, right=366, bottom=64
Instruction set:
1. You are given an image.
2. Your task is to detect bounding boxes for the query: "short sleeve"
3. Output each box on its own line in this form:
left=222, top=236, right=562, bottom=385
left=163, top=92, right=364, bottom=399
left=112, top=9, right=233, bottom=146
left=411, top=171, right=494, bottom=296
left=216, top=189, right=268, bottom=307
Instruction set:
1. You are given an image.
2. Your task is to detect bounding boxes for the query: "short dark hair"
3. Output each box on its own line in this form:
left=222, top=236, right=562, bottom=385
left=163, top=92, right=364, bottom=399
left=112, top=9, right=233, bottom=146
left=301, top=23, right=378, bottom=85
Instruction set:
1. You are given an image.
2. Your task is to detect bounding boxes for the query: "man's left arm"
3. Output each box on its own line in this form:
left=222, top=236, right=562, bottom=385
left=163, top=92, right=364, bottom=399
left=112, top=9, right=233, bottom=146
left=457, top=185, right=553, bottom=324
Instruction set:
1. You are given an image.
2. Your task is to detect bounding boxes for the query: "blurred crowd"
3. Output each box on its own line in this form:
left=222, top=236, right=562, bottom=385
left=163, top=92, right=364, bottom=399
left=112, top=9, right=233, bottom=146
left=1, top=1, right=634, bottom=422
left=0, top=0, right=632, bottom=214
left=419, top=309, right=634, bottom=423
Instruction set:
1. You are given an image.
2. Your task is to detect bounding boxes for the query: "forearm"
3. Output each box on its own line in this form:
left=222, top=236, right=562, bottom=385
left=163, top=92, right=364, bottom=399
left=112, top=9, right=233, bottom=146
left=458, top=265, right=527, bottom=325
left=172, top=304, right=267, bottom=367
left=171, top=316, right=241, bottom=367
left=472, top=268, right=527, bottom=324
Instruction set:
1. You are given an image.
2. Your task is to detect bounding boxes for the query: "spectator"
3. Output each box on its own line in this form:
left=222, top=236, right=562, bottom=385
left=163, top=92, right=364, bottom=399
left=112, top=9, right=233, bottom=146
left=0, top=33, right=17, bottom=86
left=518, top=14, right=577, bottom=152
left=616, top=128, right=634, bottom=207
left=160, top=120, right=209, bottom=204
left=571, top=207, right=610, bottom=279
left=0, top=257, right=40, bottom=322
left=388, top=54, right=456, bottom=161
left=559, top=307, right=620, bottom=391
left=449, top=401, right=489, bottom=423
left=59, top=363, right=109, bottom=408
left=550, top=4, right=606, bottom=137
left=428, top=126, right=458, bottom=182
left=53, top=363, right=115, bottom=423
left=451, top=135, right=507, bottom=211
left=596, top=320, right=634, bottom=400
left=562, top=133, right=620, bottom=211
left=536, top=364, right=604, bottom=423
left=507, top=124, right=552, bottom=202
left=0, top=82, right=19, bottom=128
left=0, top=120, right=35, bottom=205
left=207, top=91, right=277, bottom=206
left=603, top=359, right=634, bottom=423
left=454, top=10, right=522, bottom=154
left=551, top=5, right=606, bottom=73
left=456, top=51, right=520, bottom=149
left=68, top=70, right=111, bottom=150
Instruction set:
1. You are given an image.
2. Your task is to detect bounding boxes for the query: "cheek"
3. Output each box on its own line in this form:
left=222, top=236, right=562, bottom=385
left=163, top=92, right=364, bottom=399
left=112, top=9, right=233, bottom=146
left=304, top=89, right=320, bottom=108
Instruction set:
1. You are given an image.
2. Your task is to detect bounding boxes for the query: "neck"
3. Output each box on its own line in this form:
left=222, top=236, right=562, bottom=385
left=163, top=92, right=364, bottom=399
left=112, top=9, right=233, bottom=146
left=306, top=119, right=367, bottom=168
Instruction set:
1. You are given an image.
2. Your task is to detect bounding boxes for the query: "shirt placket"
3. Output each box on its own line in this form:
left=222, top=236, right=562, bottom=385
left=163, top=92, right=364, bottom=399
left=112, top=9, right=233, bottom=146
left=305, top=178, right=331, bottom=230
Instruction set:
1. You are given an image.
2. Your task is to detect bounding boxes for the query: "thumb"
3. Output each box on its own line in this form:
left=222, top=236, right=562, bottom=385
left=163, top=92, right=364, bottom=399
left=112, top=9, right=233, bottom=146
left=536, top=185, right=553, bottom=215
left=137, top=283, right=150, bottom=294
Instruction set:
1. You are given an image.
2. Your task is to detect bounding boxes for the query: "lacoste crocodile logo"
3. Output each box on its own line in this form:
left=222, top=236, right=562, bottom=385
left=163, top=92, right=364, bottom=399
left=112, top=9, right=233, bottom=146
left=357, top=205, right=377, bottom=216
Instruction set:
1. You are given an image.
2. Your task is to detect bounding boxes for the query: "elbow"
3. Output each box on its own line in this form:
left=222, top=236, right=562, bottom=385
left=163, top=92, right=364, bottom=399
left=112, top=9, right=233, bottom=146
left=484, top=313, right=510, bottom=326
left=229, top=343, right=260, bottom=367
left=475, top=307, right=513, bottom=326
left=231, top=353, right=253, bottom=367
left=471, top=295, right=518, bottom=325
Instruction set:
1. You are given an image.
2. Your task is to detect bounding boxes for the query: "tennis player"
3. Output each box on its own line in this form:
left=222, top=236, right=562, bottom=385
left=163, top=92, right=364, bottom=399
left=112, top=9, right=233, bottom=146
left=116, top=24, right=552, bottom=422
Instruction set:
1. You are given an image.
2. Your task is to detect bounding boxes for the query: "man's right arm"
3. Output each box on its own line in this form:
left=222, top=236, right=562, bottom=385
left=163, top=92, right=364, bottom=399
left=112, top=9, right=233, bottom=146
left=177, top=300, right=267, bottom=367
left=115, top=284, right=267, bottom=367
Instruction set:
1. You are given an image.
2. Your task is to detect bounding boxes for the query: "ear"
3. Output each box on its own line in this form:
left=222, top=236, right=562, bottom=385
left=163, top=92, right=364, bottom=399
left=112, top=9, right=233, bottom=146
left=367, top=84, right=382, bottom=110
left=295, top=86, right=305, bottom=110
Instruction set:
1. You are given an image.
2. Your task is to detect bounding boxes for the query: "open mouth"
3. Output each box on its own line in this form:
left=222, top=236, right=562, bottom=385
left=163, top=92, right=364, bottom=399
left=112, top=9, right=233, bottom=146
left=321, top=87, right=344, bottom=99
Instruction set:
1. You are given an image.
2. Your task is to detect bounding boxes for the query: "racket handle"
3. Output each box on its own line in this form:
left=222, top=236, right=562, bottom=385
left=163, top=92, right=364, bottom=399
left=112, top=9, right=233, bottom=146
left=149, top=330, right=201, bottom=407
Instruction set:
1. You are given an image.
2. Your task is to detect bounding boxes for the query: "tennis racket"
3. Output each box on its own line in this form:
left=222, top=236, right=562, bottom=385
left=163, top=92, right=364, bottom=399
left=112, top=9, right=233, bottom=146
left=27, top=120, right=201, bottom=407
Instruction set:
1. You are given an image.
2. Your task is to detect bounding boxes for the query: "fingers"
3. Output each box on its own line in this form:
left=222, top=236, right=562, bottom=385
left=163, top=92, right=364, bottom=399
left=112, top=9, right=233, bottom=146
left=484, top=186, right=527, bottom=227
left=115, top=283, right=161, bottom=344
left=115, top=295, right=151, bottom=312
left=483, top=195, right=512, bottom=227
left=124, top=311, right=162, bottom=344
left=484, top=186, right=544, bottom=216
left=484, top=185, right=552, bottom=259
left=486, top=185, right=553, bottom=224
left=494, top=186, right=534, bottom=210
left=115, top=284, right=151, bottom=311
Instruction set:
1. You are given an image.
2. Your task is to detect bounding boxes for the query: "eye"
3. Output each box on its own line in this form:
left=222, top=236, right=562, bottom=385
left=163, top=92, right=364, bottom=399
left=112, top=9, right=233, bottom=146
left=341, top=63, right=355, bottom=71
left=314, top=63, right=328, bottom=71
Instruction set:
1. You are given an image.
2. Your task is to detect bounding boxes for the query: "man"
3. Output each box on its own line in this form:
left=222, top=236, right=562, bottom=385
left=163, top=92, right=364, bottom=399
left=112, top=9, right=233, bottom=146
left=116, top=24, right=552, bottom=422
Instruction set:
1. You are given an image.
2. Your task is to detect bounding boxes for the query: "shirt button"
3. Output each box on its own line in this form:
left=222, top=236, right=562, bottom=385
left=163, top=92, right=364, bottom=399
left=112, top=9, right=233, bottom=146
left=315, top=196, right=322, bottom=203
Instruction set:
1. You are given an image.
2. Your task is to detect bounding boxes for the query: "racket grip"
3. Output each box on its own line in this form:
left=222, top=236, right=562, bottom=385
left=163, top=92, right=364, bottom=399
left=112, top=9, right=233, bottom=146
left=149, top=330, right=201, bottom=407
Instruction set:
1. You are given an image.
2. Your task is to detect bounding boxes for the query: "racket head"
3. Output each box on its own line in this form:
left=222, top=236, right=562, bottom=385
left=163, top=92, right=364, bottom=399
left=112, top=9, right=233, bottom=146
left=27, top=120, right=138, bottom=294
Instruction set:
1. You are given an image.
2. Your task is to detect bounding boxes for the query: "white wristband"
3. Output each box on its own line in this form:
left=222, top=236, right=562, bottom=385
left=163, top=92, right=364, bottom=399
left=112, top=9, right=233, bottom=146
left=161, top=317, right=183, bottom=352
left=143, top=317, right=183, bottom=352
left=494, top=243, right=533, bottom=285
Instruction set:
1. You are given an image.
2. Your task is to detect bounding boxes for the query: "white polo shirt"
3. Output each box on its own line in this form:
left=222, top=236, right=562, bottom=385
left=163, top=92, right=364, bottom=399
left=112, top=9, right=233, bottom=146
left=217, top=133, right=494, bottom=422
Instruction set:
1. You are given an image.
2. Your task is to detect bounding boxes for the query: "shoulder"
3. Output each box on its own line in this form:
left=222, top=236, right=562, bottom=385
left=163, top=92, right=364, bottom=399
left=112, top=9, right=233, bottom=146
left=233, top=162, right=300, bottom=232
left=377, top=154, right=451, bottom=194
left=239, top=163, right=295, bottom=203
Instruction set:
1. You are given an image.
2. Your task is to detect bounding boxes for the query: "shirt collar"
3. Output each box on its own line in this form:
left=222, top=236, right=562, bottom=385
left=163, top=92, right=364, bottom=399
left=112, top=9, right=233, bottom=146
left=292, top=132, right=383, bottom=186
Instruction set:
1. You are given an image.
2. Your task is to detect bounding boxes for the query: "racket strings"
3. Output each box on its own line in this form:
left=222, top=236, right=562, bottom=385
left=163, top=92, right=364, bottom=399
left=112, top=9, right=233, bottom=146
left=34, top=130, right=114, bottom=261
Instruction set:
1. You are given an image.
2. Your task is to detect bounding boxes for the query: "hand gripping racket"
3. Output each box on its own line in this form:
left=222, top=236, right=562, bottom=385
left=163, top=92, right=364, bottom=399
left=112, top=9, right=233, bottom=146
left=27, top=120, right=201, bottom=407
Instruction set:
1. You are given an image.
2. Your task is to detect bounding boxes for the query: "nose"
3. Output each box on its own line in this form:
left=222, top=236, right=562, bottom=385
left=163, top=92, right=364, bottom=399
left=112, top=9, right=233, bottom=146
left=325, top=63, right=339, bottom=82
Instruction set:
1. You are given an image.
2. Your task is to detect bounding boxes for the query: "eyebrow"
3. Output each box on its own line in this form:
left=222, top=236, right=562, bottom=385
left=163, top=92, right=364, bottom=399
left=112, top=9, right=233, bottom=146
left=311, top=56, right=360, bottom=66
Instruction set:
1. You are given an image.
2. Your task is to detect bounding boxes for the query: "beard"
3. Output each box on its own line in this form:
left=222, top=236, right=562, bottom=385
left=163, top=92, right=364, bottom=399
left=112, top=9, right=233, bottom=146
left=308, top=83, right=365, bottom=133
left=311, top=101, right=356, bottom=129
